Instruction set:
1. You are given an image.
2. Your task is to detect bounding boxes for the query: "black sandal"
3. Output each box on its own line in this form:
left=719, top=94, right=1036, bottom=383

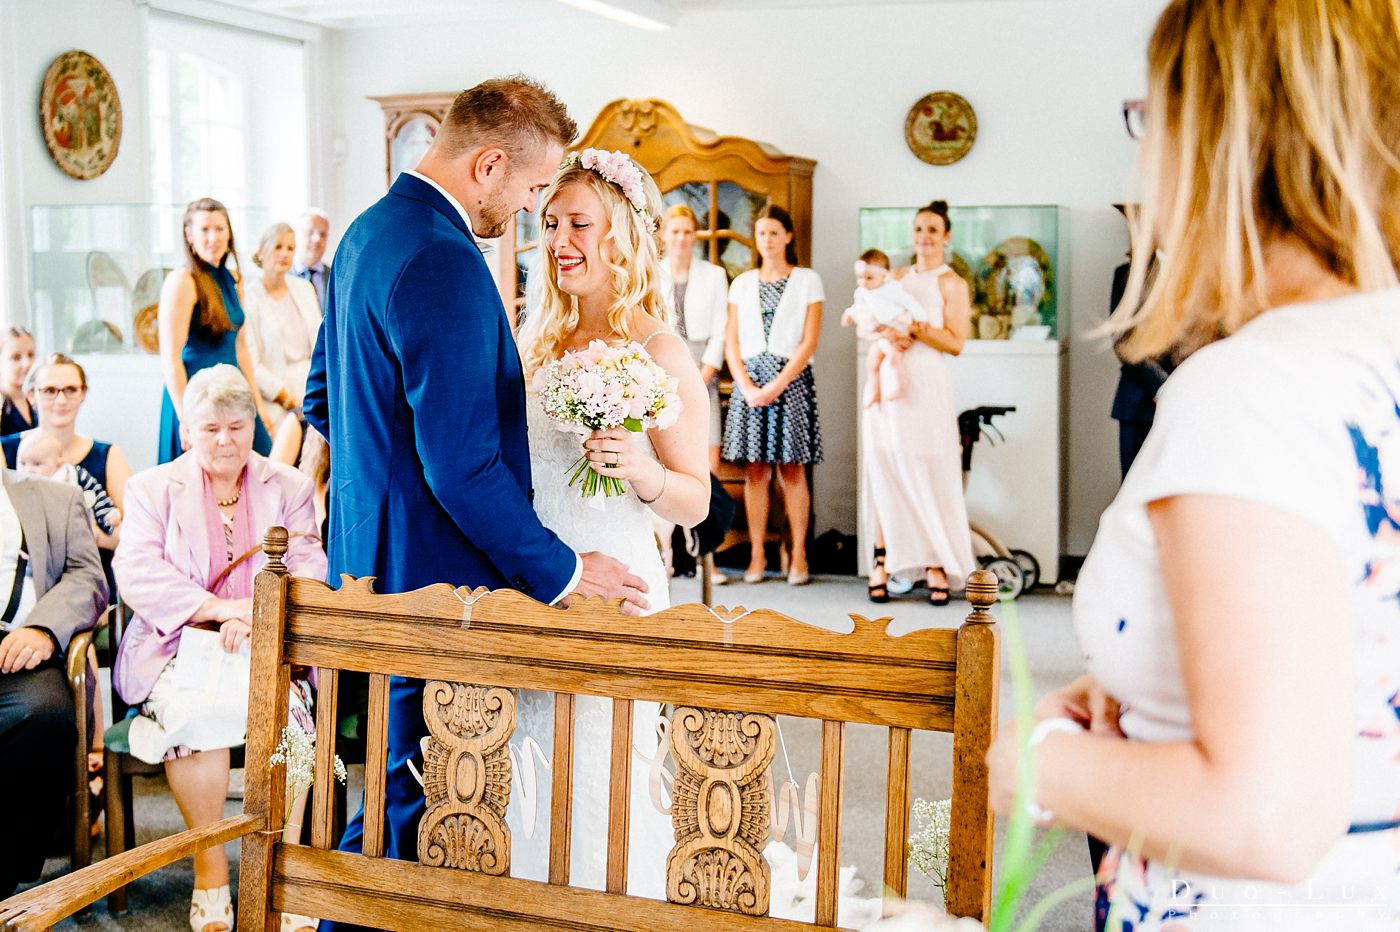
left=868, top=547, right=890, bottom=603
left=928, top=571, right=951, bottom=606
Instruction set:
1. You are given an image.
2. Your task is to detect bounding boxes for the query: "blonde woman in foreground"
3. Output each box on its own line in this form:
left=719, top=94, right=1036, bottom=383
left=986, top=1, right=1400, bottom=929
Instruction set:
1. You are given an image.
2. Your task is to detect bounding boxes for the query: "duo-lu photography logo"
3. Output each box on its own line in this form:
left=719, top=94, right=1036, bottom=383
left=1169, top=878, right=1394, bottom=923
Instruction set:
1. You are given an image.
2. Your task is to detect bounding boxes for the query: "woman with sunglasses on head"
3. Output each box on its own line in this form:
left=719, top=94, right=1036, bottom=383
left=986, top=2, right=1400, bottom=928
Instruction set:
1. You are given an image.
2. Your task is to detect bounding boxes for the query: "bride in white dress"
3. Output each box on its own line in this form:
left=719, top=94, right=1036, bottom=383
left=511, top=149, right=711, bottom=898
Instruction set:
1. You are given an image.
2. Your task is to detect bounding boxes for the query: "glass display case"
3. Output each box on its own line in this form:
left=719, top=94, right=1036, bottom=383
left=29, top=202, right=274, bottom=356
left=858, top=205, right=1066, bottom=340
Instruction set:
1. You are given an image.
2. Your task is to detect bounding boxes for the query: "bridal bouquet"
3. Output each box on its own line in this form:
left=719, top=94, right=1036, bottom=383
left=533, top=339, right=681, bottom=500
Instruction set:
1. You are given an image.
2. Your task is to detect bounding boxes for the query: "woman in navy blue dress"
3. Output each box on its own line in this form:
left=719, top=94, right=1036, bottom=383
left=156, top=197, right=273, bottom=463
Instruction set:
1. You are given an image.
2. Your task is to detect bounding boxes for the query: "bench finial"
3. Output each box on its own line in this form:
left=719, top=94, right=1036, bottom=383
left=264, top=526, right=289, bottom=575
left=963, top=568, right=998, bottom=624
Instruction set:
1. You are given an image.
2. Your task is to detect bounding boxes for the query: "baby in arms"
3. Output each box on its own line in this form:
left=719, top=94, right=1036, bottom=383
left=840, top=248, right=927, bottom=407
left=17, top=431, right=120, bottom=535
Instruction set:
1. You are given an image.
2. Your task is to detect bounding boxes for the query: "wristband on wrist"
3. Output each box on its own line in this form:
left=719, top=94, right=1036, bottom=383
left=1024, top=716, right=1084, bottom=826
left=637, top=459, right=667, bottom=505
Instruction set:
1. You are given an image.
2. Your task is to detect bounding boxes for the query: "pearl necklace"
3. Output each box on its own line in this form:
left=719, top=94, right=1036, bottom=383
left=216, top=488, right=241, bottom=508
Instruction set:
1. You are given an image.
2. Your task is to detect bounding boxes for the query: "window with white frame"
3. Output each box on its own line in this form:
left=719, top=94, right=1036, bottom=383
left=147, top=13, right=308, bottom=253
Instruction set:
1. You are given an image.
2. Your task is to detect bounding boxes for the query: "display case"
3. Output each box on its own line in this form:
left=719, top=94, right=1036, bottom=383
left=26, top=202, right=278, bottom=473
left=855, top=205, right=1068, bottom=584
left=859, top=204, right=1065, bottom=341
left=29, top=202, right=275, bottom=356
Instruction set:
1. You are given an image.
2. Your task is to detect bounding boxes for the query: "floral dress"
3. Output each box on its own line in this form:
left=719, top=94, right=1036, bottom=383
left=1074, top=291, right=1400, bottom=930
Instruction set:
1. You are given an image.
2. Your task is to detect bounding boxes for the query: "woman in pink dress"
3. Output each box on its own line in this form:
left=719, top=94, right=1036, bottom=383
left=861, top=200, right=974, bottom=605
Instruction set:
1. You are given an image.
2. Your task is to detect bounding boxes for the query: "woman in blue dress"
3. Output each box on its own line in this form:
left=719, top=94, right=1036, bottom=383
left=155, top=197, right=274, bottom=463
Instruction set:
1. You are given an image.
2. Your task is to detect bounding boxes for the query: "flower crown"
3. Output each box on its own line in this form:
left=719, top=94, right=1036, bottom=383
left=566, top=148, right=657, bottom=233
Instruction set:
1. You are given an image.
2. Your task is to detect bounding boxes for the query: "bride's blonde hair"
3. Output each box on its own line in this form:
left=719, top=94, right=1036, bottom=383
left=518, top=157, right=669, bottom=379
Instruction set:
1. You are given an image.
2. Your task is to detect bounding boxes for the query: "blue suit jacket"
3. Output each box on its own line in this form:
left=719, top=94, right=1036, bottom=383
left=304, top=174, right=576, bottom=880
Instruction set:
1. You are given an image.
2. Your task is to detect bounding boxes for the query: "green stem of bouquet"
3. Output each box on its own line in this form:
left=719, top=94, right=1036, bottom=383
left=990, top=596, right=1083, bottom=932
left=568, top=453, right=626, bottom=499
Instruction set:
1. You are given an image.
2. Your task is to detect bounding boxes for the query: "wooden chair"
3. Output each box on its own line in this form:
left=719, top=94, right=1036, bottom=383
left=1, top=528, right=1000, bottom=931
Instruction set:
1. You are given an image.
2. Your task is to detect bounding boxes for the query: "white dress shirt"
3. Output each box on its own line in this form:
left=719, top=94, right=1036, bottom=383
left=0, top=487, right=37, bottom=633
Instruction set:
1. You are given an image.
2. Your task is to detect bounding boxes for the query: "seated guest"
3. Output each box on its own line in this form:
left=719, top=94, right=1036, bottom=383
left=0, top=327, right=36, bottom=436
left=113, top=364, right=324, bottom=932
left=3, top=353, right=133, bottom=553
left=0, top=454, right=109, bottom=896
left=243, top=222, right=322, bottom=466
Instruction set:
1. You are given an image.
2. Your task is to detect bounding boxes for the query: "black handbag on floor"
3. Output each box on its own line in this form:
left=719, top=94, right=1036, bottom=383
left=689, top=474, right=737, bottom=557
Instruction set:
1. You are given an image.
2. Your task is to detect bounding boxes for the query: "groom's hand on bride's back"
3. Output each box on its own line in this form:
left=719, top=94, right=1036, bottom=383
left=568, top=551, right=650, bottom=616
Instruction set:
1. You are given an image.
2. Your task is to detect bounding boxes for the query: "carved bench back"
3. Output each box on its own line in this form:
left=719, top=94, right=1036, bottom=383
left=238, top=528, right=1000, bottom=932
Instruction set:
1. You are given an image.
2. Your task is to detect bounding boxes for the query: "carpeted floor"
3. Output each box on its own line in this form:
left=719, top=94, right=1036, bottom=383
left=23, top=576, right=1094, bottom=931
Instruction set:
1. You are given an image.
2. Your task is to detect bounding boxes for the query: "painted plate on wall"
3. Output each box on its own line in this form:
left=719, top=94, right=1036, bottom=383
left=904, top=92, right=976, bottom=166
left=40, top=50, right=122, bottom=181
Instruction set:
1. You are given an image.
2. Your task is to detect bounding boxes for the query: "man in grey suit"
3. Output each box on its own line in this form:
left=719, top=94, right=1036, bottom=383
left=0, top=469, right=109, bottom=896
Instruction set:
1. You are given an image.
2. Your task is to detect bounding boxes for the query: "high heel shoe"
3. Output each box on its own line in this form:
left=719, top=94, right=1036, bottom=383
left=868, top=547, right=890, bottom=603
left=743, top=565, right=766, bottom=584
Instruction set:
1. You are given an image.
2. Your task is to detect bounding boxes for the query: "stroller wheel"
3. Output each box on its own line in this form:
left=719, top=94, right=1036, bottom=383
left=1009, top=549, right=1041, bottom=590
left=981, top=557, right=1026, bottom=600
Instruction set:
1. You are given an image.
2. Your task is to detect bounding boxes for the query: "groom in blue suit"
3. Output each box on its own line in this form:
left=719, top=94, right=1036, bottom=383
left=305, top=77, right=647, bottom=928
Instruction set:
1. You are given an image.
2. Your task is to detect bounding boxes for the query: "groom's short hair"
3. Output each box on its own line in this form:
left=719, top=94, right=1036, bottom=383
left=439, top=75, right=577, bottom=160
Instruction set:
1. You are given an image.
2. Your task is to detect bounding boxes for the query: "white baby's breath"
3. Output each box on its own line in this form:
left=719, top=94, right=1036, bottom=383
left=269, top=723, right=347, bottom=824
left=908, top=797, right=953, bottom=894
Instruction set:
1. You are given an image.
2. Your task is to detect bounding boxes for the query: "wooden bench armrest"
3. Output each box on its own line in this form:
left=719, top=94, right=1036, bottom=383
left=0, top=814, right=261, bottom=931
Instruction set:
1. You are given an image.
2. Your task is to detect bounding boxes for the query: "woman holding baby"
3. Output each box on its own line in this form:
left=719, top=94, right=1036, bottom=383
left=861, top=199, right=974, bottom=605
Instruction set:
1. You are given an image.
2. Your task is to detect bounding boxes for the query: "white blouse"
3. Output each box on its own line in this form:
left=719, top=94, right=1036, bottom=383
left=659, top=258, right=728, bottom=369
left=1075, top=289, right=1400, bottom=930
left=728, top=267, right=824, bottom=360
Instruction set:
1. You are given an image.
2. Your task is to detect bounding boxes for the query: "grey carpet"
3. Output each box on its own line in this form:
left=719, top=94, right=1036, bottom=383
left=24, top=579, right=1092, bottom=930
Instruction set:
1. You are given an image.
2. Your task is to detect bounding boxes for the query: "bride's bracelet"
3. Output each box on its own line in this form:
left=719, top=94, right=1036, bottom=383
left=638, top=460, right=667, bottom=504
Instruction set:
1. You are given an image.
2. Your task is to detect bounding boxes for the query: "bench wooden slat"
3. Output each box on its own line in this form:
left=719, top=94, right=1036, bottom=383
left=273, top=844, right=852, bottom=932
left=0, top=815, right=260, bottom=932
left=815, top=720, right=845, bottom=927
left=605, top=698, right=634, bottom=894
left=361, top=673, right=390, bottom=858
left=883, top=726, right=912, bottom=904
left=311, top=667, right=340, bottom=850
left=286, top=639, right=955, bottom=731
left=549, top=692, right=576, bottom=885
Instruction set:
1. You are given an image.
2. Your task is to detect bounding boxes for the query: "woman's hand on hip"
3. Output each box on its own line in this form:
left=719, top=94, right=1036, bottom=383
left=1036, top=673, right=1125, bottom=736
left=218, top=618, right=252, bottom=653
left=584, top=427, right=650, bottom=482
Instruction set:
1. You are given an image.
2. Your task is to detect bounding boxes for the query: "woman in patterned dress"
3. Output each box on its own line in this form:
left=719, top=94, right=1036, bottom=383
left=721, top=205, right=823, bottom=584
left=985, top=2, right=1400, bottom=929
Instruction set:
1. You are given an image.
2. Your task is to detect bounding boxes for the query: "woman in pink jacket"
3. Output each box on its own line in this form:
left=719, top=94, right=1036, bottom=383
left=113, top=364, right=324, bottom=932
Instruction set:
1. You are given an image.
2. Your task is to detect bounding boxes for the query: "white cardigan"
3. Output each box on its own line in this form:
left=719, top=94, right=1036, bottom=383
left=659, top=258, right=729, bottom=370
left=242, top=274, right=322, bottom=423
left=729, top=267, right=824, bottom=361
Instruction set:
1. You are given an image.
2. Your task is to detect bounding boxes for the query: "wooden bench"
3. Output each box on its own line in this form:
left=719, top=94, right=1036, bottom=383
left=1, top=528, right=1000, bottom=931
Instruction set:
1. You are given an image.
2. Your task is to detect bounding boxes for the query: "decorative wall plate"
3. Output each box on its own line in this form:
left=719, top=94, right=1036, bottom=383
left=40, top=50, right=122, bottom=180
left=904, top=92, right=976, bottom=166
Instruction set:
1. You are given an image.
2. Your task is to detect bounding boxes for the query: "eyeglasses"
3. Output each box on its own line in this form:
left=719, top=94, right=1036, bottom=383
left=35, top=386, right=82, bottom=399
left=1122, top=99, right=1147, bottom=141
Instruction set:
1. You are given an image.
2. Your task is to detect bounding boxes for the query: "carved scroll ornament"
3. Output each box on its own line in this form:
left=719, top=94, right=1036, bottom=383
left=417, top=682, right=516, bottom=874
left=666, top=707, right=776, bottom=915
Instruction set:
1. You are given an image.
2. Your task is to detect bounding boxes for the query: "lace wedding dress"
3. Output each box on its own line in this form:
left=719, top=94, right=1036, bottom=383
left=509, top=365, right=881, bottom=926
left=508, top=383, right=674, bottom=898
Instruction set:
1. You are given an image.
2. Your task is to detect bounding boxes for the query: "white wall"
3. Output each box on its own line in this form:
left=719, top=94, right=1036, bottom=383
left=324, top=0, right=1164, bottom=556
left=0, top=0, right=152, bottom=323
